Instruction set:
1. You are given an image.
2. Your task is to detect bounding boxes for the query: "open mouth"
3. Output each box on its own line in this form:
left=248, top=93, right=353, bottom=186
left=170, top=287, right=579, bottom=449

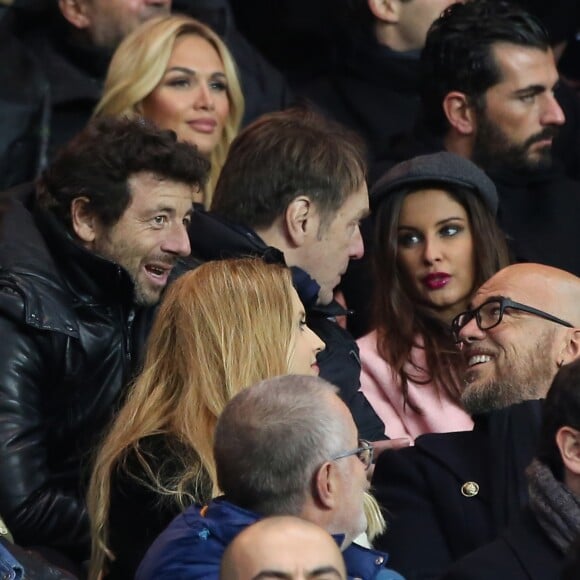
left=144, top=264, right=172, bottom=286
left=467, top=354, right=492, bottom=367
left=145, top=265, right=167, bottom=276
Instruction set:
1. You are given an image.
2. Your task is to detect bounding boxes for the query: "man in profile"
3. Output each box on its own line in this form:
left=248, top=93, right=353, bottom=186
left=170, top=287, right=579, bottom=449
left=188, top=107, right=389, bottom=441
left=137, top=375, right=403, bottom=580
left=416, top=0, right=580, bottom=274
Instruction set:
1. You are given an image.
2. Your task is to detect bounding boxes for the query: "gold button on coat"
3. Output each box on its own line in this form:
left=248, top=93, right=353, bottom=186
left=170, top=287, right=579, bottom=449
left=461, top=481, right=480, bottom=497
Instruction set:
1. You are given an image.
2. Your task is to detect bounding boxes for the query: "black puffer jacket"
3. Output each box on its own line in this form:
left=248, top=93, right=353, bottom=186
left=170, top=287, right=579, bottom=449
left=0, top=9, right=109, bottom=191
left=185, top=210, right=386, bottom=441
left=0, top=13, right=49, bottom=189
left=0, top=185, right=154, bottom=562
left=300, top=38, right=421, bottom=165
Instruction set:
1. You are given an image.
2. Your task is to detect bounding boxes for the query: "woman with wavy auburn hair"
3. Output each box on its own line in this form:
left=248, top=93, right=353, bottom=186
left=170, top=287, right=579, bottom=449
left=94, top=14, right=244, bottom=207
left=87, top=258, right=324, bottom=579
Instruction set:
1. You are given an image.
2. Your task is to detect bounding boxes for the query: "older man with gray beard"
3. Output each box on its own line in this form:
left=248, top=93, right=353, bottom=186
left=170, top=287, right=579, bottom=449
left=371, top=263, right=580, bottom=580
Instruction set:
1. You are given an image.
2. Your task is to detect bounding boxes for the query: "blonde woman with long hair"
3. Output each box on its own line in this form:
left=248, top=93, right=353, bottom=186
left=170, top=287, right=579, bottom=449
left=87, top=259, right=324, bottom=579
left=94, top=15, right=244, bottom=206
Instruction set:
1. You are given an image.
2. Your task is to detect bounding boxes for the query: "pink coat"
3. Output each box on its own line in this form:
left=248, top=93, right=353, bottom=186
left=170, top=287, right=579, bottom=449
left=357, top=331, right=473, bottom=440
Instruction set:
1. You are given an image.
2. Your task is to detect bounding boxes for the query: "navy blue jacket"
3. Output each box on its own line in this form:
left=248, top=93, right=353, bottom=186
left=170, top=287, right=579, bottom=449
left=136, top=498, right=404, bottom=580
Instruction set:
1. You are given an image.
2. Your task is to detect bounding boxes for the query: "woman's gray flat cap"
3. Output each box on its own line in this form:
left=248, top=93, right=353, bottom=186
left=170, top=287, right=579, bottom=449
left=371, top=152, right=499, bottom=215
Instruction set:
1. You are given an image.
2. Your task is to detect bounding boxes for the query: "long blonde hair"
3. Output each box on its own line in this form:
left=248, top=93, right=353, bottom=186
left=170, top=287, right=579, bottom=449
left=93, top=15, right=244, bottom=205
left=87, top=259, right=293, bottom=579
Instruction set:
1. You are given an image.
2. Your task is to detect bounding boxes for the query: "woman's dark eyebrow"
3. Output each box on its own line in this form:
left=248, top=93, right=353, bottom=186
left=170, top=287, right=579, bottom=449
left=398, top=216, right=464, bottom=230
left=434, top=216, right=465, bottom=226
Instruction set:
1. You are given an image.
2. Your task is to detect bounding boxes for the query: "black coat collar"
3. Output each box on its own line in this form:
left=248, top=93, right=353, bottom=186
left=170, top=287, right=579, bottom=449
left=188, top=209, right=337, bottom=312
left=0, top=184, right=137, bottom=333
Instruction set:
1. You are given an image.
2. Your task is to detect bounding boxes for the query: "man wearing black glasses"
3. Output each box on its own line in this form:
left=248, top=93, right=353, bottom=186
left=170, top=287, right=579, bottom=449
left=454, top=264, right=579, bottom=416
left=372, top=263, right=580, bottom=580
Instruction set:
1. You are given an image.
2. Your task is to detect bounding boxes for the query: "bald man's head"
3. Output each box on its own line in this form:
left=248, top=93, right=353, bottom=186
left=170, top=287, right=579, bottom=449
left=476, top=264, right=580, bottom=323
left=220, top=517, right=346, bottom=580
left=456, top=264, right=580, bottom=415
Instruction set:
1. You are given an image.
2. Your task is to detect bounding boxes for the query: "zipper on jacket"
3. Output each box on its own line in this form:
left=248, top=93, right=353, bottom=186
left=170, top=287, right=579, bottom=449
left=125, top=308, right=135, bottom=363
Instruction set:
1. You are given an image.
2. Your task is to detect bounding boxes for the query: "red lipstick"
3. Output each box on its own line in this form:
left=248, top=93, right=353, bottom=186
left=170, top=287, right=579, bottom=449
left=422, top=272, right=451, bottom=290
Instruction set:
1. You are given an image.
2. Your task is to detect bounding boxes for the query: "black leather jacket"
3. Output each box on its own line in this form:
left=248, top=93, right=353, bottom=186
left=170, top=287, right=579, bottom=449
left=0, top=185, right=154, bottom=562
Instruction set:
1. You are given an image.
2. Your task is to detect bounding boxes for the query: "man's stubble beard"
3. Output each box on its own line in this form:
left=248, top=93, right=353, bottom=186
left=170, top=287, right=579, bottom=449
left=460, top=330, right=557, bottom=415
left=471, top=109, right=557, bottom=174
left=461, top=379, right=543, bottom=416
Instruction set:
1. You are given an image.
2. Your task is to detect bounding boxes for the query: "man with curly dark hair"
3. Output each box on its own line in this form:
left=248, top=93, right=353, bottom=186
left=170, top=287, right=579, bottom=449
left=0, top=116, right=208, bottom=571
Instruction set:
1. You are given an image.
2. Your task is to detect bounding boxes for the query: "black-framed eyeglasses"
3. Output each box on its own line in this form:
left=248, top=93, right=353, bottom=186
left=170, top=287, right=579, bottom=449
left=452, top=296, right=573, bottom=340
left=331, top=439, right=374, bottom=470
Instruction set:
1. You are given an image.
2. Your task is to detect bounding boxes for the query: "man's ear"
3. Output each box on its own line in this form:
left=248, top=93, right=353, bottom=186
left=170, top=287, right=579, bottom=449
left=284, top=196, right=317, bottom=247
left=313, top=461, right=339, bottom=510
left=71, top=197, right=98, bottom=245
left=443, top=91, right=477, bottom=136
left=556, top=426, right=580, bottom=477
left=368, top=0, right=399, bottom=24
left=558, top=329, right=580, bottom=366
left=58, top=0, right=91, bottom=30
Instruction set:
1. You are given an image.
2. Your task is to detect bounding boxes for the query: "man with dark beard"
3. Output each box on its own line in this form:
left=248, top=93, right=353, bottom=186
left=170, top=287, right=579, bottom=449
left=371, top=263, right=580, bottom=580
left=389, top=0, right=580, bottom=276
left=427, top=1, right=580, bottom=277
left=346, top=0, right=580, bottom=339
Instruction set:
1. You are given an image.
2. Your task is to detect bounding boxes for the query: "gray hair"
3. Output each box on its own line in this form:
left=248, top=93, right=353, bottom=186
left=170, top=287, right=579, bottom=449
left=214, top=375, right=347, bottom=515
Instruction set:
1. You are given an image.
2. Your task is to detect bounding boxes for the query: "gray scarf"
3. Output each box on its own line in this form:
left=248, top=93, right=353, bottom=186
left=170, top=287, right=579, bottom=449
left=527, top=458, right=580, bottom=554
